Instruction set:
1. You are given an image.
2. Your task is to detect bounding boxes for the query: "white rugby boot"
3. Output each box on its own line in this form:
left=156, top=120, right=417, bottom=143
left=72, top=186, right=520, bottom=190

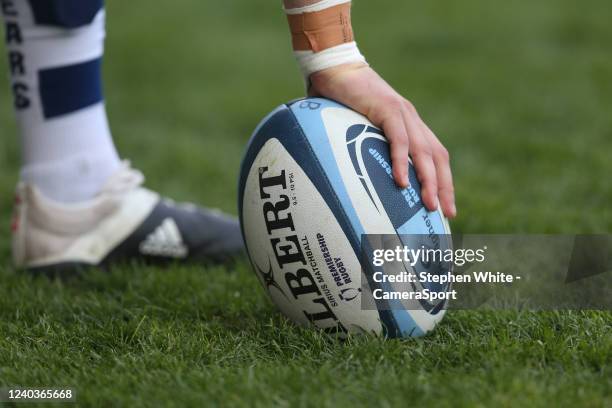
left=11, top=162, right=244, bottom=275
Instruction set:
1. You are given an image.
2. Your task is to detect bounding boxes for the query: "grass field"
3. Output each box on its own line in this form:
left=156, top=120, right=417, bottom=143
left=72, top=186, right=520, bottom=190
left=0, top=0, right=610, bottom=406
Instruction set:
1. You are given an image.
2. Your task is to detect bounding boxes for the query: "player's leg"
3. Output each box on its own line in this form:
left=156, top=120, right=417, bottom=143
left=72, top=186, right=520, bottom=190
left=1, top=0, right=243, bottom=273
left=3, top=0, right=119, bottom=202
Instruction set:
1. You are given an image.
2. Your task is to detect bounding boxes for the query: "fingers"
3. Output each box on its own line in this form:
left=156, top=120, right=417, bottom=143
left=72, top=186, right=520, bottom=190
left=345, top=78, right=455, bottom=217
left=397, top=102, right=439, bottom=213
left=423, top=125, right=456, bottom=218
left=379, top=108, right=410, bottom=188
left=401, top=102, right=456, bottom=217
left=308, top=65, right=456, bottom=216
left=410, top=136, right=439, bottom=213
left=377, top=100, right=447, bottom=215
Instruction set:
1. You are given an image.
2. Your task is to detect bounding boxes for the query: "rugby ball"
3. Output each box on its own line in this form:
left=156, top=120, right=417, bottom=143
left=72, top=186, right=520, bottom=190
left=238, top=98, right=451, bottom=338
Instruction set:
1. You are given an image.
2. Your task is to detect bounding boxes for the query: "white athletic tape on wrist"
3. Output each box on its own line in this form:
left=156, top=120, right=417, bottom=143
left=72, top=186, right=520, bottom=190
left=294, top=41, right=367, bottom=78
left=284, top=0, right=351, bottom=15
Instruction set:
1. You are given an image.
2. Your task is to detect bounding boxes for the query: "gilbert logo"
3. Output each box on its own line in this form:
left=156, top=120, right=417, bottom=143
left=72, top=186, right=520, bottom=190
left=140, top=218, right=188, bottom=258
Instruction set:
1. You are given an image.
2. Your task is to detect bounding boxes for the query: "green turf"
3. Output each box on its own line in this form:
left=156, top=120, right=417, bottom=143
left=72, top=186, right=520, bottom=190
left=0, top=0, right=610, bottom=406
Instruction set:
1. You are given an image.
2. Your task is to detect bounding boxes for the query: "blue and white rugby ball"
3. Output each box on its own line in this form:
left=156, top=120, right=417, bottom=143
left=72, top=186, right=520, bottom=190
left=238, top=98, right=451, bottom=338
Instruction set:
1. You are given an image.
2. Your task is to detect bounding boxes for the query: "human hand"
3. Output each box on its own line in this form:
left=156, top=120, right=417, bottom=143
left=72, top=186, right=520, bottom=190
left=309, top=63, right=456, bottom=218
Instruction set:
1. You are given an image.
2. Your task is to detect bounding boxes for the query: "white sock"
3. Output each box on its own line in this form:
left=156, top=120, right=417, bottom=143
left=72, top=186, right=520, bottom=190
left=2, top=0, right=121, bottom=203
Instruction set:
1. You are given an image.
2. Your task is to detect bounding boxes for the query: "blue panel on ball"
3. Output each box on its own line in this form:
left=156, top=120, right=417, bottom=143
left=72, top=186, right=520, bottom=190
left=361, top=137, right=425, bottom=228
left=288, top=99, right=366, bottom=240
left=359, top=127, right=451, bottom=301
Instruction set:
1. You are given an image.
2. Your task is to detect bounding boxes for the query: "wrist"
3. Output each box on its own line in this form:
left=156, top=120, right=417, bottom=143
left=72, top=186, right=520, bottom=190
left=308, top=61, right=369, bottom=95
left=310, top=61, right=368, bottom=81
left=295, top=42, right=368, bottom=79
left=284, top=1, right=368, bottom=82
